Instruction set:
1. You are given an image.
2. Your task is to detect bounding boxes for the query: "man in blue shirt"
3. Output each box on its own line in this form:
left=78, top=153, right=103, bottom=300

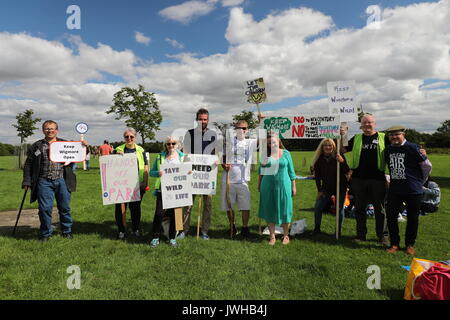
left=384, top=126, right=432, bottom=255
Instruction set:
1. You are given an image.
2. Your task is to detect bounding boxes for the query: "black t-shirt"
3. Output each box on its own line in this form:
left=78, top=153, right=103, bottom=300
left=385, top=141, right=427, bottom=194
left=347, top=132, right=390, bottom=180
left=183, top=128, right=217, bottom=155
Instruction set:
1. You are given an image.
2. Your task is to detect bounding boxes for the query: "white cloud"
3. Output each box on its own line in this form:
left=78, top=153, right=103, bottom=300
left=165, top=37, right=185, bottom=49
left=2, top=1, right=450, bottom=145
left=159, top=0, right=217, bottom=24
left=134, top=31, right=151, bottom=45
left=221, top=0, right=244, bottom=7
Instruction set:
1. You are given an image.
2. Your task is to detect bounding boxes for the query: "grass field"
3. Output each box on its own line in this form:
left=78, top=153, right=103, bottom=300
left=0, top=152, right=449, bottom=300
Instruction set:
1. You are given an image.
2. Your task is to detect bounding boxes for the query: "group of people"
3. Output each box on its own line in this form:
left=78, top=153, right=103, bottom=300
left=22, top=111, right=438, bottom=254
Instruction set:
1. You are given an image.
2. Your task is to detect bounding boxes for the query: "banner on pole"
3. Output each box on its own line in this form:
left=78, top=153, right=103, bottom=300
left=262, top=115, right=341, bottom=139
left=245, top=77, right=267, bottom=104
left=160, top=163, right=193, bottom=210
left=99, top=154, right=141, bottom=205
left=49, top=141, right=86, bottom=163
left=186, top=154, right=218, bottom=195
left=327, top=81, right=358, bottom=122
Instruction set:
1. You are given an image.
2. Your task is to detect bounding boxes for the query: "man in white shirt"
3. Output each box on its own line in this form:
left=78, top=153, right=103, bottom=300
left=221, top=120, right=257, bottom=238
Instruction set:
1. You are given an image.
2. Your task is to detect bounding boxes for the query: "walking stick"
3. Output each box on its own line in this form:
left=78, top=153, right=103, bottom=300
left=12, top=188, right=28, bottom=235
left=226, top=169, right=234, bottom=239
left=196, top=196, right=202, bottom=240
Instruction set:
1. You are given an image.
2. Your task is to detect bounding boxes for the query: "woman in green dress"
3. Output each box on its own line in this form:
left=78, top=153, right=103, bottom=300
left=258, top=133, right=297, bottom=245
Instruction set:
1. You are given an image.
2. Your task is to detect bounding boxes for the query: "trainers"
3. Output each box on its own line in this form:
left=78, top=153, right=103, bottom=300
left=169, top=239, right=178, bottom=247
left=117, top=232, right=126, bottom=240
left=61, top=233, right=73, bottom=239
left=311, top=228, right=321, bottom=235
left=353, top=236, right=366, bottom=242
left=386, top=245, right=400, bottom=253
left=150, top=238, right=160, bottom=248
left=405, top=246, right=416, bottom=256
left=176, top=232, right=186, bottom=240
left=201, top=233, right=210, bottom=240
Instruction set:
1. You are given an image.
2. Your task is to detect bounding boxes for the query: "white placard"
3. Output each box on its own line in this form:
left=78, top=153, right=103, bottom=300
left=160, top=163, right=193, bottom=210
left=49, top=141, right=86, bottom=163
left=185, top=154, right=218, bottom=195
left=327, top=81, right=358, bottom=122
left=99, top=154, right=141, bottom=205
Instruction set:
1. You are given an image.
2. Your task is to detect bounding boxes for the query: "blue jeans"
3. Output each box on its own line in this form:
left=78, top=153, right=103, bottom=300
left=37, top=178, right=72, bottom=238
left=314, top=191, right=345, bottom=231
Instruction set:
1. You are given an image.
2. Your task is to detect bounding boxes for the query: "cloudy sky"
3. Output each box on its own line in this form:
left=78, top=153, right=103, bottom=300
left=1, top=0, right=449, bottom=145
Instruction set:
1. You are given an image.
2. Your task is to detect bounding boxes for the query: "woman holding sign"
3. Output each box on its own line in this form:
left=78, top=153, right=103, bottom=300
left=149, top=136, right=187, bottom=248
left=311, top=138, right=350, bottom=236
left=113, top=128, right=149, bottom=240
left=258, top=132, right=297, bottom=245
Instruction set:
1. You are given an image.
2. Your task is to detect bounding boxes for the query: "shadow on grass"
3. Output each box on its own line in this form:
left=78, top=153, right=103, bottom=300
left=433, top=176, right=450, bottom=189
left=380, top=289, right=405, bottom=300
left=292, top=231, right=385, bottom=250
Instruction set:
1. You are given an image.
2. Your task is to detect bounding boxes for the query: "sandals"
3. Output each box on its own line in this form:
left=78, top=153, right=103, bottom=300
left=282, top=235, right=290, bottom=245
left=268, top=237, right=276, bottom=245
left=269, top=235, right=290, bottom=245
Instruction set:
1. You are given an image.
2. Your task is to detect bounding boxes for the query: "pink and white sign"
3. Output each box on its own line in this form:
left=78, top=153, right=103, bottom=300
left=99, top=154, right=141, bottom=205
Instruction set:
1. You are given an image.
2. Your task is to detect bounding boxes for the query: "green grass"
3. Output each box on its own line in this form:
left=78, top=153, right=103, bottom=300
left=0, top=152, right=449, bottom=300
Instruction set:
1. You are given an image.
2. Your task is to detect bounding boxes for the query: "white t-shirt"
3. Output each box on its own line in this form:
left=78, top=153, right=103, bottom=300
left=223, top=138, right=257, bottom=183
left=165, top=154, right=181, bottom=164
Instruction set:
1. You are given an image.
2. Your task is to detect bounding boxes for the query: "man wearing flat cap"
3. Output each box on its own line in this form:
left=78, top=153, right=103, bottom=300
left=384, top=125, right=432, bottom=255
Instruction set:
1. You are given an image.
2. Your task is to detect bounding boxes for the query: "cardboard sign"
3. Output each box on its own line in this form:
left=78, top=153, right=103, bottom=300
left=160, top=163, right=193, bottom=210
left=327, top=81, right=358, bottom=122
left=49, top=141, right=86, bottom=163
left=99, top=154, right=141, bottom=205
left=186, top=154, right=218, bottom=195
left=245, top=77, right=267, bottom=104
left=262, top=115, right=341, bottom=139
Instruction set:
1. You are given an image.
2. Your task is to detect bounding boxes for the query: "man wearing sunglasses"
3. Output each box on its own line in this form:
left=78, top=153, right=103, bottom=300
left=384, top=126, right=432, bottom=256
left=221, top=120, right=257, bottom=238
left=181, top=108, right=217, bottom=240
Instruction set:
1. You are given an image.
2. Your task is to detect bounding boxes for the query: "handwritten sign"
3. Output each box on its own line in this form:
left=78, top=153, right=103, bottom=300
left=245, top=77, right=267, bottom=104
left=160, top=163, right=193, bottom=210
left=186, top=154, right=218, bottom=195
left=99, top=154, right=141, bottom=205
left=327, top=81, right=358, bottom=122
left=49, top=141, right=86, bottom=163
left=262, top=115, right=341, bottom=139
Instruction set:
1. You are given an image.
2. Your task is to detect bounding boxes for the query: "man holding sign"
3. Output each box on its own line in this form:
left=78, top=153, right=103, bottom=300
left=22, top=120, right=88, bottom=241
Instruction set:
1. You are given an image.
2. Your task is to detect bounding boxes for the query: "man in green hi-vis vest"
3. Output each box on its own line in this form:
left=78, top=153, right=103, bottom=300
left=341, top=114, right=390, bottom=243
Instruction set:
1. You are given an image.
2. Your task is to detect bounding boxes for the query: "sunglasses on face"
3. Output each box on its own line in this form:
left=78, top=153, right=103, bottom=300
left=124, top=135, right=134, bottom=139
left=166, top=142, right=176, bottom=146
left=236, top=127, right=248, bottom=130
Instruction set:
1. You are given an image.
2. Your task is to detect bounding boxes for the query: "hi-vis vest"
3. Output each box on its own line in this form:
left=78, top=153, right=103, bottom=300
left=351, top=132, right=386, bottom=172
left=154, top=151, right=185, bottom=191
left=115, top=144, right=146, bottom=182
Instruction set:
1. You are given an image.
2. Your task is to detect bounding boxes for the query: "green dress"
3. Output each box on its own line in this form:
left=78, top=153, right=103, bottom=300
left=258, top=149, right=296, bottom=224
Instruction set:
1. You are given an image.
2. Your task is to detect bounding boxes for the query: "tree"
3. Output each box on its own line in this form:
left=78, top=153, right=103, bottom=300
left=12, top=109, right=41, bottom=168
left=436, top=120, right=450, bottom=134
left=232, top=110, right=259, bottom=129
left=12, top=109, right=41, bottom=144
left=106, top=85, right=162, bottom=145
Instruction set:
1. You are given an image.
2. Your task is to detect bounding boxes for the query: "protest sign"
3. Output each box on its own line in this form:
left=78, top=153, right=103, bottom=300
left=49, top=141, right=86, bottom=163
left=327, top=81, right=358, bottom=122
left=99, top=154, right=141, bottom=205
left=245, top=77, right=267, bottom=104
left=262, top=115, right=341, bottom=139
left=160, top=163, right=193, bottom=210
left=186, top=154, right=218, bottom=195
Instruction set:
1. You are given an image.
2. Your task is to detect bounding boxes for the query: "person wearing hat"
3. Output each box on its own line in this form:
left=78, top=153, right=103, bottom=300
left=384, top=125, right=432, bottom=255
left=340, top=114, right=390, bottom=243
